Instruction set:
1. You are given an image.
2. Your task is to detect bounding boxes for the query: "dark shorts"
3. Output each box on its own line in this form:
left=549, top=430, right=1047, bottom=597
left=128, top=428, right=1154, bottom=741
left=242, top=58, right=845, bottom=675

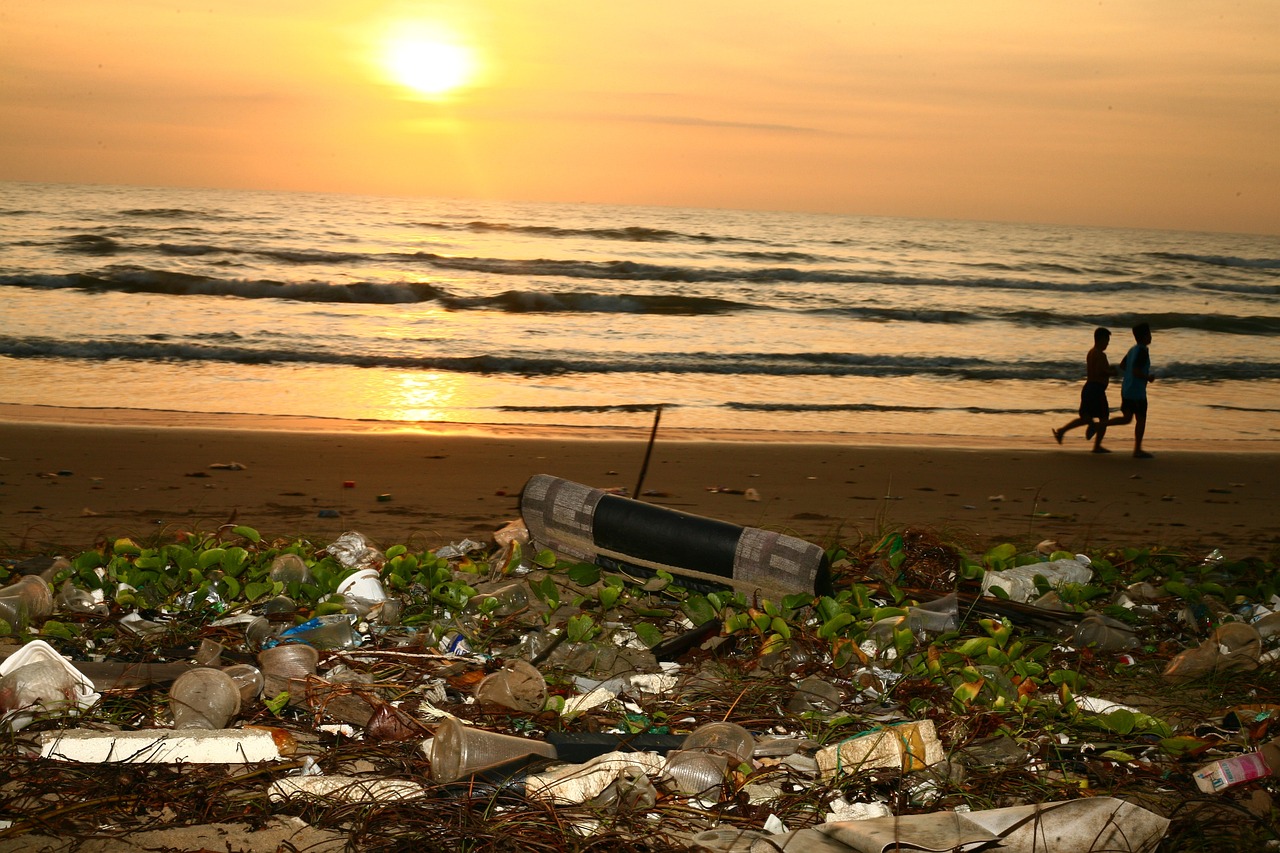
left=1078, top=381, right=1109, bottom=420
left=1122, top=398, right=1148, bottom=418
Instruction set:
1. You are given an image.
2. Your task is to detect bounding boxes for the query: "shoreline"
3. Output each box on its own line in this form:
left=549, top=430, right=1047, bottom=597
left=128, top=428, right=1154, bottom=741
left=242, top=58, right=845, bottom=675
left=2, top=403, right=1277, bottom=452
left=1, top=404, right=1277, bottom=560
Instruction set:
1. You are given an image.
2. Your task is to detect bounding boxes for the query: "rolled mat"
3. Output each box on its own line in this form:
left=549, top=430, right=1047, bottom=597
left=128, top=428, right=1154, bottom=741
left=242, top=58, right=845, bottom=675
left=520, top=474, right=832, bottom=597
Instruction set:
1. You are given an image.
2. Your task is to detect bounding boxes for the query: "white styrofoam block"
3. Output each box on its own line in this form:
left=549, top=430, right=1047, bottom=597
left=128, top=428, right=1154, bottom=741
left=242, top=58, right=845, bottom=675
left=268, top=775, right=426, bottom=803
left=40, top=727, right=283, bottom=763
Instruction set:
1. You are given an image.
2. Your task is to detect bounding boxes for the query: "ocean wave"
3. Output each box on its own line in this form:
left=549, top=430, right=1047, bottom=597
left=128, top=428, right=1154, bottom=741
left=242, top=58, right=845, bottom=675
left=726, top=401, right=1055, bottom=415
left=496, top=403, right=671, bottom=414
left=1150, top=251, right=1280, bottom=270
left=442, top=290, right=748, bottom=314
left=1190, top=281, right=1280, bottom=297
left=119, top=208, right=208, bottom=219
left=5, top=271, right=1276, bottom=333
left=4, top=335, right=1278, bottom=381
left=0, top=270, right=448, bottom=304
left=408, top=219, right=740, bottom=244
left=58, top=234, right=122, bottom=255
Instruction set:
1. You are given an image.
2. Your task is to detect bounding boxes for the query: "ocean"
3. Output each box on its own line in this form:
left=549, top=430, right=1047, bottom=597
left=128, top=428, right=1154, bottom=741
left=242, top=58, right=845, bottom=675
left=1, top=181, right=1277, bottom=446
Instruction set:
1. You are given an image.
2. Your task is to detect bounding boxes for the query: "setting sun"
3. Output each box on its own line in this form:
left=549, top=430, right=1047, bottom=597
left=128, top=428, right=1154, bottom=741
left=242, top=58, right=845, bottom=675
left=383, top=30, right=476, bottom=98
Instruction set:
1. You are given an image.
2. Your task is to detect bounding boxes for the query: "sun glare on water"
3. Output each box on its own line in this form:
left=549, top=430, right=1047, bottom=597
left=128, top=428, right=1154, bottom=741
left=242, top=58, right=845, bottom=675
left=382, top=27, right=477, bottom=98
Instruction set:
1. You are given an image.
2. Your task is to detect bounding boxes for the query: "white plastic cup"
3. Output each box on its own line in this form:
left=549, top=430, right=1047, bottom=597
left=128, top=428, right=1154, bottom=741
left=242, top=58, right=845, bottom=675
left=337, top=568, right=386, bottom=603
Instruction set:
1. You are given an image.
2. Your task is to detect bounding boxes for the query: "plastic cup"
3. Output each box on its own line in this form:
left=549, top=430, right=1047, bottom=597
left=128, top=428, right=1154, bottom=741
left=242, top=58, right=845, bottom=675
left=787, top=676, right=843, bottom=715
left=663, top=749, right=730, bottom=797
left=258, top=642, right=319, bottom=696
left=222, top=664, right=265, bottom=703
left=262, top=595, right=298, bottom=617
left=269, top=554, right=314, bottom=586
left=195, top=639, right=225, bottom=667
left=680, top=721, right=755, bottom=765
left=169, top=668, right=241, bottom=729
left=429, top=715, right=558, bottom=782
left=245, top=617, right=276, bottom=651
left=474, top=660, right=547, bottom=713
left=336, top=568, right=386, bottom=603
left=0, top=575, right=54, bottom=633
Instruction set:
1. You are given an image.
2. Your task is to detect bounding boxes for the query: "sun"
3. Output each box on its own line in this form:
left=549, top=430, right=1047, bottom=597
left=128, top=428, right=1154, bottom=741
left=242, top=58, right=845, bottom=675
left=383, top=30, right=477, bottom=98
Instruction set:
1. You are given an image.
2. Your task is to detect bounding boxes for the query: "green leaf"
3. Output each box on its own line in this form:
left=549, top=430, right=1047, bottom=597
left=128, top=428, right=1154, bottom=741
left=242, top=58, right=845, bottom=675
left=113, top=538, right=142, bottom=557
left=682, top=594, right=717, bottom=627
left=953, top=637, right=997, bottom=657
left=221, top=575, right=242, bottom=601
left=531, top=575, right=560, bottom=610
left=221, top=547, right=250, bottom=577
left=1100, top=749, right=1135, bottom=762
left=245, top=581, right=272, bottom=601
left=599, top=585, right=622, bottom=610
left=197, top=548, right=226, bottom=571
left=818, top=612, right=855, bottom=639
left=566, top=613, right=598, bottom=643
left=782, top=593, right=812, bottom=611
left=40, top=620, right=78, bottom=640
left=1101, top=708, right=1136, bottom=735
left=1049, top=670, right=1086, bottom=692
left=264, top=691, right=290, bottom=715
left=632, top=622, right=664, bottom=648
left=567, top=563, right=601, bottom=586
left=984, top=542, right=1017, bottom=570
left=533, top=549, right=557, bottom=569
left=232, top=525, right=261, bottom=543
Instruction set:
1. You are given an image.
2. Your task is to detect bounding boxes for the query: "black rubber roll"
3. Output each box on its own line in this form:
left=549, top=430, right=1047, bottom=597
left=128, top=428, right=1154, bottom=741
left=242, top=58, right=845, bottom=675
left=520, top=474, right=832, bottom=597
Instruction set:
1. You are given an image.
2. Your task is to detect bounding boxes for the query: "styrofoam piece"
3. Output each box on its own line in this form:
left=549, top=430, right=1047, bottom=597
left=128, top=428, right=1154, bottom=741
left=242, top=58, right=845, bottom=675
left=525, top=750, right=666, bottom=804
left=1074, top=695, right=1141, bottom=715
left=758, top=798, right=1168, bottom=853
left=562, top=684, right=617, bottom=717
left=628, top=673, right=679, bottom=694
left=0, top=639, right=100, bottom=732
left=816, top=720, right=945, bottom=779
left=268, top=775, right=425, bottom=803
left=40, top=727, right=283, bottom=763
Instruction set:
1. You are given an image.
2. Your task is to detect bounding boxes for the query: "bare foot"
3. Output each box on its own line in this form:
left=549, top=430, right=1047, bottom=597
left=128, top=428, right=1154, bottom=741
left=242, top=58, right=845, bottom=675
left=1092, top=446, right=1111, bottom=454
left=1134, top=450, right=1154, bottom=458
left=1052, top=429, right=1064, bottom=445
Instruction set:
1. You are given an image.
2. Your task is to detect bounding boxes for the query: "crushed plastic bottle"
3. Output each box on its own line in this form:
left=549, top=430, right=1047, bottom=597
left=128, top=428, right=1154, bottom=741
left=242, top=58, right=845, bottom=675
left=327, top=532, right=384, bottom=571
left=980, top=554, right=1093, bottom=603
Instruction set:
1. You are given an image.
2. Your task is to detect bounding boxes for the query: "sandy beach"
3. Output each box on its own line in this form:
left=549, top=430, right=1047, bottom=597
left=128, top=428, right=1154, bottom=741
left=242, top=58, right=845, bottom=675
left=1, top=405, right=1276, bottom=560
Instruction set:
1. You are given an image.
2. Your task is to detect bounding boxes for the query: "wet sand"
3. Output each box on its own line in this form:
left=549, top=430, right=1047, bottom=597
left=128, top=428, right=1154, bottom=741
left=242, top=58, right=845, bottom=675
left=1, top=406, right=1276, bottom=559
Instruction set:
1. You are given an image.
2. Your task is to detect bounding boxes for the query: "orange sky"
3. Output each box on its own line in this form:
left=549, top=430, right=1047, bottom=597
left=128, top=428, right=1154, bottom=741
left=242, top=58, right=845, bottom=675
left=2, top=1, right=1277, bottom=234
